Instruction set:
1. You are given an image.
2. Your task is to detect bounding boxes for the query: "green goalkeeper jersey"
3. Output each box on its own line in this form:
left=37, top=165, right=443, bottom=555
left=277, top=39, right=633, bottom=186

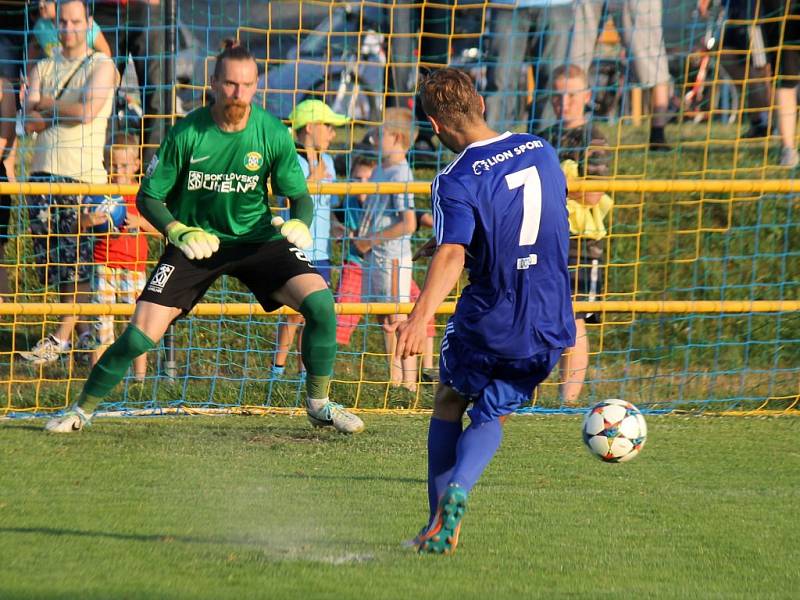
left=140, top=104, right=309, bottom=245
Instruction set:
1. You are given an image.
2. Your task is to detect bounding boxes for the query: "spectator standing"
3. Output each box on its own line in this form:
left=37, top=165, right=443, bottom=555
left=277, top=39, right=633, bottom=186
left=91, top=0, right=163, bottom=160
left=272, top=99, right=350, bottom=377
left=484, top=0, right=573, bottom=133
left=353, top=107, right=418, bottom=391
left=539, top=64, right=612, bottom=405
left=19, top=0, right=116, bottom=365
left=569, top=0, right=673, bottom=150
left=759, top=0, right=800, bottom=167
left=0, top=76, right=16, bottom=302
left=385, top=0, right=458, bottom=157
left=697, top=0, right=772, bottom=139
left=27, top=0, right=112, bottom=64
left=335, top=153, right=375, bottom=347
left=0, top=1, right=26, bottom=82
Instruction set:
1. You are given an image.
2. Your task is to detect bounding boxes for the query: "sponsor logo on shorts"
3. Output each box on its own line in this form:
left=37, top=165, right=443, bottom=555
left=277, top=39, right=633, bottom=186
left=147, top=263, right=175, bottom=293
left=243, top=151, right=264, bottom=172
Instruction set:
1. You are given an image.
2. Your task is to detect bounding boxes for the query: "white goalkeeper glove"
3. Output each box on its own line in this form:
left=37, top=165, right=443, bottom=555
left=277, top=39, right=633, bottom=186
left=271, top=216, right=312, bottom=250
left=167, top=222, right=220, bottom=260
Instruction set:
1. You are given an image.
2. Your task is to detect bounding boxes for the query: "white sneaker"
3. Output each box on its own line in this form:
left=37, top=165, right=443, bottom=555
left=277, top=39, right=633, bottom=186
left=306, top=398, right=364, bottom=434
left=18, top=335, right=71, bottom=365
left=44, top=406, right=91, bottom=433
left=780, top=147, right=799, bottom=168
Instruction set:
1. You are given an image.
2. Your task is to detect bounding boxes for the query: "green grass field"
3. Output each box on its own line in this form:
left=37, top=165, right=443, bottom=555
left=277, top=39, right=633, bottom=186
left=1, top=414, right=798, bottom=599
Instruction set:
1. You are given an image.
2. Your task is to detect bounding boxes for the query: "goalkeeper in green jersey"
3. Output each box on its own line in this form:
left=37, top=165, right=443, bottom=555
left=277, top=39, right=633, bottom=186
left=45, top=40, right=363, bottom=434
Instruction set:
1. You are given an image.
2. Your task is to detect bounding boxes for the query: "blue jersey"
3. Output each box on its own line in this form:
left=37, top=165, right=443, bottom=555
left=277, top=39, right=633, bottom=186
left=432, top=132, right=575, bottom=358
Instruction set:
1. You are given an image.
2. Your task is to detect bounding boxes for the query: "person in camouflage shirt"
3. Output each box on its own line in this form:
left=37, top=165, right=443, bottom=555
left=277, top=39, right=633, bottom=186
left=540, top=64, right=613, bottom=406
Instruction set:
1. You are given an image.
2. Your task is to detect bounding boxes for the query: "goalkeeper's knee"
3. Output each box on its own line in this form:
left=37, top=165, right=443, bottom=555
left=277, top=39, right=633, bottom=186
left=299, top=288, right=335, bottom=333
left=110, top=325, right=156, bottom=358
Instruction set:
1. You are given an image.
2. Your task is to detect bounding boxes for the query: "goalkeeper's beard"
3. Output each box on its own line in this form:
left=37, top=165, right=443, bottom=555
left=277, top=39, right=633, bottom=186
left=222, top=100, right=248, bottom=125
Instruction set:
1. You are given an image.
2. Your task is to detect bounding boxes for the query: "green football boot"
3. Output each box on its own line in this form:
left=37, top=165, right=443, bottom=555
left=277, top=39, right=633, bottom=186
left=415, top=484, right=468, bottom=555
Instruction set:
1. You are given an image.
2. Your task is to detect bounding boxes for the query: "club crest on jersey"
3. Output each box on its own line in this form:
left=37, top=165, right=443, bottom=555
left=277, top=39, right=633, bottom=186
left=244, top=151, right=264, bottom=172
left=472, top=159, right=490, bottom=175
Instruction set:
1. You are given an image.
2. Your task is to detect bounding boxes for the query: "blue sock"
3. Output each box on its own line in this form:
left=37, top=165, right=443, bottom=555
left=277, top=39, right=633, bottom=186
left=427, top=417, right=463, bottom=522
left=449, top=419, right=504, bottom=494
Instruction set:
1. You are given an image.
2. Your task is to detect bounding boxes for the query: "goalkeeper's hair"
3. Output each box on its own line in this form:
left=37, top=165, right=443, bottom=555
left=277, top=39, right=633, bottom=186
left=214, top=39, right=256, bottom=79
left=418, top=68, right=483, bottom=126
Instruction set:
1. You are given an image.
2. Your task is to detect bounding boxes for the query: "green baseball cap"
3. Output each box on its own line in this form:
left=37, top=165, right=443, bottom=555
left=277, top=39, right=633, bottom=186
left=289, top=99, right=350, bottom=130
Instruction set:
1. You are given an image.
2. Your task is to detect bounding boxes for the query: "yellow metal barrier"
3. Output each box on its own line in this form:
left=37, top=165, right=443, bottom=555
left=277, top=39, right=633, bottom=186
left=0, top=300, right=796, bottom=316
left=4, top=179, right=800, bottom=196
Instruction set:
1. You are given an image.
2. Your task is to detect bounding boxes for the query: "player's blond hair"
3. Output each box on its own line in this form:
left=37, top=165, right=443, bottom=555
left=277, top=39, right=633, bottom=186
left=382, top=107, right=417, bottom=151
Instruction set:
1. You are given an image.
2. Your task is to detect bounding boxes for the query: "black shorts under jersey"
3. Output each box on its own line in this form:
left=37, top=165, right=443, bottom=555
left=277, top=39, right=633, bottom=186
left=138, top=237, right=318, bottom=314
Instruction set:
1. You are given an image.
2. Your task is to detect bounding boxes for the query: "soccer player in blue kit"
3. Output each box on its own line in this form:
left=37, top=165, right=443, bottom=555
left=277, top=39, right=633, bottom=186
left=396, top=68, right=576, bottom=555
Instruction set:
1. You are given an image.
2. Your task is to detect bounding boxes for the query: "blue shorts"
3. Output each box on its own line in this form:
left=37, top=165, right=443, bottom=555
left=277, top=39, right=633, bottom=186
left=439, top=321, right=562, bottom=424
left=314, top=259, right=333, bottom=286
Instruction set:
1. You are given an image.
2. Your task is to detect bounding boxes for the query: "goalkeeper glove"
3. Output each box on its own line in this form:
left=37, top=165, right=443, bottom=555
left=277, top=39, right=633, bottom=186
left=271, top=216, right=312, bottom=249
left=167, top=222, right=220, bottom=260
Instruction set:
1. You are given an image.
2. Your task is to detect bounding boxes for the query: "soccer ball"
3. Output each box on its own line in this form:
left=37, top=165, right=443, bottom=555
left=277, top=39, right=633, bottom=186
left=83, top=194, right=127, bottom=233
left=582, top=399, right=647, bottom=463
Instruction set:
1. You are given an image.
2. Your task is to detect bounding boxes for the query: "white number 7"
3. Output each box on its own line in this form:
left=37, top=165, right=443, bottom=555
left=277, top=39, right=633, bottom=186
left=505, top=165, right=542, bottom=246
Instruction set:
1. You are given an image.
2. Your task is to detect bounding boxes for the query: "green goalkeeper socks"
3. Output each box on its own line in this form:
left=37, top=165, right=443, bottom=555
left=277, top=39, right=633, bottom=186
left=299, top=288, right=337, bottom=399
left=77, top=325, right=156, bottom=412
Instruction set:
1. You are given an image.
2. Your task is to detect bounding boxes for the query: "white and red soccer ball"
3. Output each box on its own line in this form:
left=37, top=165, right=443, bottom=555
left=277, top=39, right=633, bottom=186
left=582, top=399, right=647, bottom=463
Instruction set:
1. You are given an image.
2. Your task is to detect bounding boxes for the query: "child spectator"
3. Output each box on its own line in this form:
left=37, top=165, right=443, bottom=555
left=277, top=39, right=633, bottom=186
left=28, top=0, right=112, bottom=64
left=336, top=157, right=437, bottom=383
left=0, top=77, right=15, bottom=303
left=353, top=107, right=418, bottom=391
left=89, top=132, right=158, bottom=379
left=539, top=64, right=613, bottom=405
left=18, top=0, right=117, bottom=366
left=335, top=153, right=375, bottom=346
left=273, top=99, right=349, bottom=377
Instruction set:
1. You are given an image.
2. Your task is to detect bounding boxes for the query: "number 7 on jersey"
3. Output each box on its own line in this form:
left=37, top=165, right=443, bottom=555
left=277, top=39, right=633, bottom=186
left=505, top=165, right=542, bottom=246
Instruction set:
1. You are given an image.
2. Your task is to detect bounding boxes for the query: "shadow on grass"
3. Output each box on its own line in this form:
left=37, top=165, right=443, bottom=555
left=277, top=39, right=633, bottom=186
left=1, top=423, right=44, bottom=432
left=1, top=525, right=219, bottom=545
left=272, top=472, right=425, bottom=484
left=0, top=526, right=373, bottom=554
